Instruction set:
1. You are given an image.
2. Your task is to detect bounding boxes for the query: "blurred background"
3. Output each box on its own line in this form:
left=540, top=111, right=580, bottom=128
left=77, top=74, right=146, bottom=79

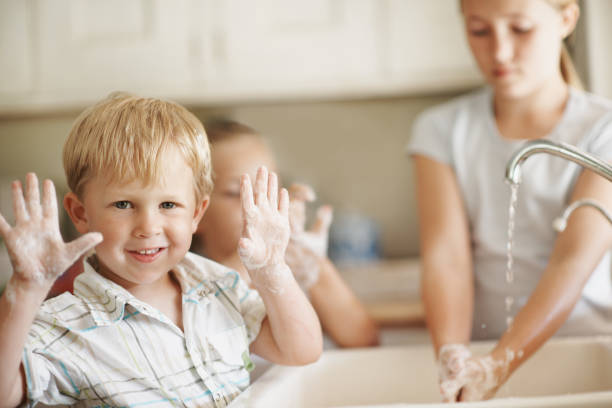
left=1, top=0, right=611, bottom=297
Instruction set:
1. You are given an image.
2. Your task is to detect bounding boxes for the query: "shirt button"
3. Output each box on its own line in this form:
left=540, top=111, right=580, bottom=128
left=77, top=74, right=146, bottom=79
left=213, top=392, right=222, bottom=401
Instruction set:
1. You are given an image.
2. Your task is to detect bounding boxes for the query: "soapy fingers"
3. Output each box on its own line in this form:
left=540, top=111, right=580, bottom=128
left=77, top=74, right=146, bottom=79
left=438, top=345, right=511, bottom=402
left=437, top=343, right=472, bottom=402
left=285, top=183, right=333, bottom=290
left=238, top=167, right=292, bottom=293
left=0, top=173, right=103, bottom=290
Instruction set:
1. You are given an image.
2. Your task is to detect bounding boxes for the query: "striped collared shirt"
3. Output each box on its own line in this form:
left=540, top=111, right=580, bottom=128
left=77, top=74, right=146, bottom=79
left=23, top=252, right=266, bottom=407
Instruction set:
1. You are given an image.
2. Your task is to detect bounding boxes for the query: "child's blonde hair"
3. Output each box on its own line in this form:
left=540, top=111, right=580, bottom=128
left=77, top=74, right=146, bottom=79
left=63, top=92, right=212, bottom=202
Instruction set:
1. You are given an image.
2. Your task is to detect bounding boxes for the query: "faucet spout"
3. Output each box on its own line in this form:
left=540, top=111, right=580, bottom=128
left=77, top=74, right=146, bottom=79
left=505, top=139, right=612, bottom=185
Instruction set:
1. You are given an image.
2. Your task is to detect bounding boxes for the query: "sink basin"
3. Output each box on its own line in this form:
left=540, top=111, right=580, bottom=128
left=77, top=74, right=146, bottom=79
left=229, top=336, right=612, bottom=407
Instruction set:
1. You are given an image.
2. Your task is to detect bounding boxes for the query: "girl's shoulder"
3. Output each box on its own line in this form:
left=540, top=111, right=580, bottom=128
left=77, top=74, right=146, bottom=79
left=568, top=88, right=612, bottom=118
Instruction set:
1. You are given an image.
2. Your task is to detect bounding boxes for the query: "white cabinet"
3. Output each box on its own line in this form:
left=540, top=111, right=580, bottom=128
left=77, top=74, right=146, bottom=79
left=0, top=1, right=34, bottom=97
left=195, top=0, right=384, bottom=100
left=36, top=0, right=193, bottom=96
left=195, top=0, right=481, bottom=101
left=0, top=0, right=482, bottom=114
left=1, top=0, right=196, bottom=113
left=386, top=0, right=481, bottom=93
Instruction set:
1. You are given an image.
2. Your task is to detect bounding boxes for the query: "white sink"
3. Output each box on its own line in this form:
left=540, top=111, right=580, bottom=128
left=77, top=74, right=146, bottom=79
left=230, top=336, right=612, bottom=407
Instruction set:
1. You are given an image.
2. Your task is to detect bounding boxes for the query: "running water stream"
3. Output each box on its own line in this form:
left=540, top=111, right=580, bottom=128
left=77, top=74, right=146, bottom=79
left=505, top=183, right=519, bottom=329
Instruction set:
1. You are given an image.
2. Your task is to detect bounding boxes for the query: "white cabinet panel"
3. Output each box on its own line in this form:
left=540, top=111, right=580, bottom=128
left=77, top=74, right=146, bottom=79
left=199, top=0, right=382, bottom=99
left=0, top=0, right=483, bottom=113
left=0, top=1, right=33, bottom=96
left=35, top=0, right=192, bottom=99
left=386, top=0, right=481, bottom=92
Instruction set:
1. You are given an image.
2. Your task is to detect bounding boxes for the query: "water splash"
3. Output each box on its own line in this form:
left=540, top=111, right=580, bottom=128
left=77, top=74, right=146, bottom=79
left=505, top=183, right=519, bottom=328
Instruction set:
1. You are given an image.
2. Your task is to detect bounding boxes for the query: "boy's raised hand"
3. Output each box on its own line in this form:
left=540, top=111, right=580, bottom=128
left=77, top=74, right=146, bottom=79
left=285, top=183, right=333, bottom=290
left=238, top=166, right=292, bottom=293
left=0, top=173, right=102, bottom=291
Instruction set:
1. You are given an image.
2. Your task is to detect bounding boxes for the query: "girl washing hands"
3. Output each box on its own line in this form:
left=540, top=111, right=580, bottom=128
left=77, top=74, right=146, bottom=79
left=407, top=0, right=612, bottom=401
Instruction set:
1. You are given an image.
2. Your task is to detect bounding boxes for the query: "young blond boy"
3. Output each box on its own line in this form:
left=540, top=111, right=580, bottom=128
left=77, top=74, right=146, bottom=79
left=0, top=93, right=322, bottom=407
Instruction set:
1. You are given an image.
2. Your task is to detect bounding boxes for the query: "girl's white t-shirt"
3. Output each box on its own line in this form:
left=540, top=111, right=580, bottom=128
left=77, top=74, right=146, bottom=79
left=407, top=87, right=612, bottom=339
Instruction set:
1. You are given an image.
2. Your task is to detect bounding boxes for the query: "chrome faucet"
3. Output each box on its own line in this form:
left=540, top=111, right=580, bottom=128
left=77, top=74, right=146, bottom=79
left=505, top=139, right=612, bottom=229
left=505, top=139, right=612, bottom=185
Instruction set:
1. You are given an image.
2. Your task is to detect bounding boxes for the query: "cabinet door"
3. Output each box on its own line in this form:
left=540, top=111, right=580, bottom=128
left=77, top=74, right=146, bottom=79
left=386, top=0, right=481, bottom=92
left=35, top=0, right=193, bottom=102
left=0, top=1, right=34, bottom=97
left=199, top=0, right=382, bottom=99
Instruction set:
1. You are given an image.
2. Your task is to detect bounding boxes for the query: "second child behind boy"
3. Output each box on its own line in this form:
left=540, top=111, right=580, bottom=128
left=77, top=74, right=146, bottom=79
left=0, top=93, right=322, bottom=407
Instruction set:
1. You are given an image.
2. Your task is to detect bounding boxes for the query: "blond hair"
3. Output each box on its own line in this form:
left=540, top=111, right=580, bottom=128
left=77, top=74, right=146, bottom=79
left=63, top=92, right=212, bottom=202
left=547, top=0, right=583, bottom=89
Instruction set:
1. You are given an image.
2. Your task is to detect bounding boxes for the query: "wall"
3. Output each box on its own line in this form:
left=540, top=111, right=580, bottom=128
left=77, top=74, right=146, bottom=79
left=0, top=93, right=458, bottom=273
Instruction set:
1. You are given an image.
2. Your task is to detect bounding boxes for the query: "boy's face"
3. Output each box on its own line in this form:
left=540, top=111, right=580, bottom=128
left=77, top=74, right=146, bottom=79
left=65, top=146, right=208, bottom=288
left=197, top=135, right=276, bottom=260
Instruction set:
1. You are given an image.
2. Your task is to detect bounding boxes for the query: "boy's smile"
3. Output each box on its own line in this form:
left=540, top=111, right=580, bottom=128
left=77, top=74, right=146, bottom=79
left=64, top=146, right=208, bottom=291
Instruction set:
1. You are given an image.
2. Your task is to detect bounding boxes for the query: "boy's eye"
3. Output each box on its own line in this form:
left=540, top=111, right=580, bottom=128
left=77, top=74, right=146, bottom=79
left=113, top=201, right=132, bottom=209
left=160, top=202, right=176, bottom=209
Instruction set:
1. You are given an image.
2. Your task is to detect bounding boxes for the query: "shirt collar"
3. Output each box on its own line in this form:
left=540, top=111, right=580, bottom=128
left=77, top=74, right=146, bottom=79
left=72, top=253, right=224, bottom=326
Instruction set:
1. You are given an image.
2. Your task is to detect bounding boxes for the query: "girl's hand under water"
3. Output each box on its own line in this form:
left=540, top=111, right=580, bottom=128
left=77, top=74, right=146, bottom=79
left=439, top=344, right=511, bottom=402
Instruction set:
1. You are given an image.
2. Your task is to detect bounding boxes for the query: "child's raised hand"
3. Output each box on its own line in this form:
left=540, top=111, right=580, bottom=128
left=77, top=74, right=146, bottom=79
left=238, top=166, right=292, bottom=293
left=0, top=173, right=102, bottom=291
left=285, top=183, right=333, bottom=290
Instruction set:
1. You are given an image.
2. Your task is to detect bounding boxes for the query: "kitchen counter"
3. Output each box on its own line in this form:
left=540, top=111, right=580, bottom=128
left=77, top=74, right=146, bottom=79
left=338, top=257, right=425, bottom=327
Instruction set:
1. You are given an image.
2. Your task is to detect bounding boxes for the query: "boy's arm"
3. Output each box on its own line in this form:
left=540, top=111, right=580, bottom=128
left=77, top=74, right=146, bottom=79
left=238, top=167, right=322, bottom=365
left=0, top=174, right=102, bottom=406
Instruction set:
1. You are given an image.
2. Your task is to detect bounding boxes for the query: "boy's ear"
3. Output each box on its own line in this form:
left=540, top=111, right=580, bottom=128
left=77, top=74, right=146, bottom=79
left=191, top=196, right=210, bottom=233
left=63, top=192, right=90, bottom=234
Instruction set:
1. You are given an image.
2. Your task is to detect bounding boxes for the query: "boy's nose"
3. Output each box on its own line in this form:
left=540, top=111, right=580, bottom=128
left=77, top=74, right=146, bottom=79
left=133, top=210, right=161, bottom=238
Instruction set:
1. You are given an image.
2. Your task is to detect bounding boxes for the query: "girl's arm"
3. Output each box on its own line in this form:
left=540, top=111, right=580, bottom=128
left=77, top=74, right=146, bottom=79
left=494, top=170, right=612, bottom=376
left=413, top=155, right=474, bottom=353
left=285, top=183, right=378, bottom=348
left=456, top=169, right=612, bottom=401
left=309, top=257, right=379, bottom=347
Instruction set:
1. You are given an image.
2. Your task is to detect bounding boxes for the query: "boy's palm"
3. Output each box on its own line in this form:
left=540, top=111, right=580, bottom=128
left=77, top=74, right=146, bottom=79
left=0, top=173, right=102, bottom=288
left=238, top=167, right=291, bottom=291
left=238, top=167, right=289, bottom=268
